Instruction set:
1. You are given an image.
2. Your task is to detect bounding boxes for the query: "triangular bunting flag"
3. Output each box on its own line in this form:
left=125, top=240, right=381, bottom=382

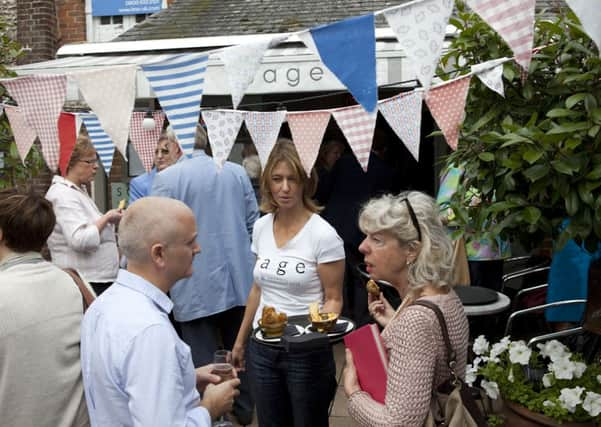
left=129, top=111, right=165, bottom=172
left=222, top=40, right=273, bottom=109
left=0, top=74, right=66, bottom=171
left=565, top=0, right=601, bottom=55
left=142, top=54, right=208, bottom=156
left=80, top=113, right=116, bottom=175
left=331, top=105, right=377, bottom=172
left=244, top=110, right=287, bottom=168
left=58, top=112, right=78, bottom=176
left=70, top=65, right=136, bottom=160
left=308, top=14, right=377, bottom=112
left=378, top=91, right=423, bottom=161
left=472, top=59, right=506, bottom=97
left=202, top=109, right=245, bottom=170
left=4, top=105, right=37, bottom=165
left=466, top=0, right=535, bottom=72
left=384, top=0, right=454, bottom=91
left=286, top=111, right=331, bottom=176
left=425, top=76, right=472, bottom=150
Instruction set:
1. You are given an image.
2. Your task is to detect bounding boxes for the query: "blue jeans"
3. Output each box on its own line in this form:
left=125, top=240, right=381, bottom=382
left=248, top=339, right=336, bottom=427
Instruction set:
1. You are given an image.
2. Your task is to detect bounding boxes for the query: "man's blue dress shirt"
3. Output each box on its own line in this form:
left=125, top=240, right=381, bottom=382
left=151, top=151, right=259, bottom=322
left=80, top=270, right=210, bottom=427
left=128, top=168, right=157, bottom=204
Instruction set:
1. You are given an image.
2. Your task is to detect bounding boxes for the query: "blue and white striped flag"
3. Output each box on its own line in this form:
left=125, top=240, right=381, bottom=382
left=142, top=54, right=208, bottom=156
left=81, top=113, right=115, bottom=175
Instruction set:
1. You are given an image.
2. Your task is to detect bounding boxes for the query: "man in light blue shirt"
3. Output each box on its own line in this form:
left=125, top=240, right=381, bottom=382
left=151, top=125, right=258, bottom=424
left=80, top=197, right=240, bottom=426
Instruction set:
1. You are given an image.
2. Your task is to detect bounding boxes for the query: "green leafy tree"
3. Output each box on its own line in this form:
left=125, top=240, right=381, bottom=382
left=442, top=2, right=601, bottom=251
left=0, top=16, right=45, bottom=190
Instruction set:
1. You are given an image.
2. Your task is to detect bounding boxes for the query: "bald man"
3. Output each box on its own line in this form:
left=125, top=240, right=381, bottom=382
left=80, top=197, right=239, bottom=427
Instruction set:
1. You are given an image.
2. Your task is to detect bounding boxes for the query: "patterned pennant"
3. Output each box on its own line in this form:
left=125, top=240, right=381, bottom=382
left=80, top=113, right=115, bottom=175
left=70, top=65, right=136, bottom=160
left=378, top=91, right=423, bottom=161
left=129, top=111, right=165, bottom=172
left=0, top=74, right=66, bottom=171
left=384, top=0, right=454, bottom=91
left=472, top=59, right=506, bottom=97
left=466, top=0, right=535, bottom=72
left=331, top=105, right=378, bottom=172
left=58, top=112, right=78, bottom=176
left=202, top=109, right=245, bottom=170
left=4, top=105, right=37, bottom=165
left=308, top=14, right=377, bottom=112
left=222, top=40, right=272, bottom=109
left=565, top=0, right=601, bottom=55
left=286, top=111, right=331, bottom=176
left=244, top=110, right=287, bottom=168
left=425, top=76, right=472, bottom=150
left=142, top=54, right=208, bottom=156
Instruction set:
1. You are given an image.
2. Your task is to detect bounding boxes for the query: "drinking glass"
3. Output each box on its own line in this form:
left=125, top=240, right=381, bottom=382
left=213, top=349, right=235, bottom=424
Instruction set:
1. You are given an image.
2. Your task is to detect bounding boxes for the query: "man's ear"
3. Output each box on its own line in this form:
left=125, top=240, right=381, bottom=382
left=150, top=242, right=166, bottom=268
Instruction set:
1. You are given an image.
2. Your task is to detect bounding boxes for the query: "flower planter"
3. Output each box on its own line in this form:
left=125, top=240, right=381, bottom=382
left=502, top=400, right=595, bottom=427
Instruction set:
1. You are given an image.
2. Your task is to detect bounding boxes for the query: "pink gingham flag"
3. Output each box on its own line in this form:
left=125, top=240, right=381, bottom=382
left=331, top=105, right=377, bottom=172
left=244, top=110, right=287, bottom=168
left=202, top=109, right=245, bottom=170
left=287, top=111, right=331, bottom=177
left=0, top=74, right=66, bottom=171
left=3, top=105, right=38, bottom=165
left=466, top=0, right=535, bottom=72
left=425, top=76, right=472, bottom=150
left=378, top=91, right=423, bottom=162
left=129, top=111, right=165, bottom=172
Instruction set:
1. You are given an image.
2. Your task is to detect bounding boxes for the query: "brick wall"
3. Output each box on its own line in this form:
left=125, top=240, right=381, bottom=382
left=16, top=0, right=58, bottom=64
left=0, top=0, right=18, bottom=38
left=56, top=0, right=86, bottom=47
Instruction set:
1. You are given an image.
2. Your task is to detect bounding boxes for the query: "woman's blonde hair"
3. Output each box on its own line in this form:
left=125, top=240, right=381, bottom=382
left=359, top=191, right=453, bottom=294
left=66, top=136, right=96, bottom=175
left=259, top=139, right=321, bottom=214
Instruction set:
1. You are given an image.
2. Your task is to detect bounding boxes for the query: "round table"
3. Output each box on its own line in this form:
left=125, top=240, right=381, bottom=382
left=459, top=289, right=511, bottom=316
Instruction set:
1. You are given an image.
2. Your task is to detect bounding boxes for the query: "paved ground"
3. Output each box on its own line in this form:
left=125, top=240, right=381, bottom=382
left=231, top=341, right=358, bottom=426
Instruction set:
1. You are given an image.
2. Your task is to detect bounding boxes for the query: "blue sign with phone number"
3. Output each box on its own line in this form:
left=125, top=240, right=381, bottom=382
left=92, top=0, right=162, bottom=17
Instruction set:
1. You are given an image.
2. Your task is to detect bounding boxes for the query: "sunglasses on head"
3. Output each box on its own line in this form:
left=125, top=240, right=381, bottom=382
left=401, top=197, right=422, bottom=242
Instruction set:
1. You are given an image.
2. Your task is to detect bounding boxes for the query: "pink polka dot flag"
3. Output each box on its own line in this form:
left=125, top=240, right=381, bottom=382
left=425, top=76, right=471, bottom=151
left=0, top=74, right=67, bottom=172
left=3, top=105, right=37, bottom=165
left=331, top=105, right=377, bottom=172
left=287, top=111, right=331, bottom=177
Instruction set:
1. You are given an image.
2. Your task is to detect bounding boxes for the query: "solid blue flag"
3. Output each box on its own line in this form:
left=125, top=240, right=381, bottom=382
left=310, top=14, right=377, bottom=112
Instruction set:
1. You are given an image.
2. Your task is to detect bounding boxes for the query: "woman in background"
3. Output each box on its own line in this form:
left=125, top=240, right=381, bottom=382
left=46, top=136, right=122, bottom=295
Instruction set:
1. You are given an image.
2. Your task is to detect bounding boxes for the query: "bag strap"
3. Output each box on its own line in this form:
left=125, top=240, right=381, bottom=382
left=412, top=300, right=458, bottom=383
left=62, top=268, right=95, bottom=313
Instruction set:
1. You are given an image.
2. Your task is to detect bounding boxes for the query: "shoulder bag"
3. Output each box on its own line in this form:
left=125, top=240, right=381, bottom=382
left=63, top=268, right=96, bottom=312
left=413, top=300, right=487, bottom=427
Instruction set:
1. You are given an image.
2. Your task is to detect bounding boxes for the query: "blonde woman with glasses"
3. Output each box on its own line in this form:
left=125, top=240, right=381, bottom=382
left=343, top=191, right=470, bottom=426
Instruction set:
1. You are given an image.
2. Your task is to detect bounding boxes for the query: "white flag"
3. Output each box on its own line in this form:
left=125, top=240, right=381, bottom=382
left=203, top=109, right=245, bottom=170
left=565, top=0, right=601, bottom=55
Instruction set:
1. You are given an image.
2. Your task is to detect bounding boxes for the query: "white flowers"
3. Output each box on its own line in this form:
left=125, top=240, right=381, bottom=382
left=583, top=391, right=601, bottom=417
left=542, top=373, right=553, bottom=388
left=508, top=340, right=531, bottom=365
left=558, top=387, right=584, bottom=413
left=473, top=335, right=489, bottom=356
left=537, top=340, right=570, bottom=362
left=481, top=379, right=500, bottom=400
left=549, top=357, right=587, bottom=380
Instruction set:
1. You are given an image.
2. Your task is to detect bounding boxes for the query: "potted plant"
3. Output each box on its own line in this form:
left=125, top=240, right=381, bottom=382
left=467, top=336, right=601, bottom=426
left=441, top=2, right=601, bottom=252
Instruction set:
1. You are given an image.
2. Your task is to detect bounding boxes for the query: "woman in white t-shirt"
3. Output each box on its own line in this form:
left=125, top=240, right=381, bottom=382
left=233, top=139, right=345, bottom=427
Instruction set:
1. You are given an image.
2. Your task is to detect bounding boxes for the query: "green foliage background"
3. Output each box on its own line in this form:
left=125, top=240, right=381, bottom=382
left=0, top=16, right=45, bottom=190
left=442, top=2, right=601, bottom=251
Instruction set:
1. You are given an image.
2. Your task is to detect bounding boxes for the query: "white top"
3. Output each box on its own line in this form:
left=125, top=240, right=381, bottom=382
left=251, top=213, right=345, bottom=327
left=46, top=175, right=119, bottom=283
